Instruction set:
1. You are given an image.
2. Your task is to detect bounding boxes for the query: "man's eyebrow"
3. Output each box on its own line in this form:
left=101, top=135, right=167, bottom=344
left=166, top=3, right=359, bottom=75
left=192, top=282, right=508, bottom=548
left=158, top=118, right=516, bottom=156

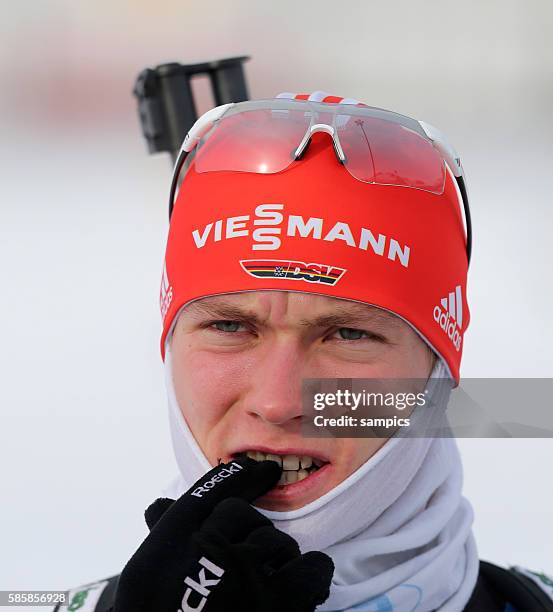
left=298, top=305, right=402, bottom=330
left=185, top=298, right=264, bottom=324
left=185, top=298, right=401, bottom=329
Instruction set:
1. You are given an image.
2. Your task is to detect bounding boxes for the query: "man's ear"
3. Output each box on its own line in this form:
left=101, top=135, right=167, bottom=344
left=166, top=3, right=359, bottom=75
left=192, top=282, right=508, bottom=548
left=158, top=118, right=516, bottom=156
left=144, top=497, right=175, bottom=530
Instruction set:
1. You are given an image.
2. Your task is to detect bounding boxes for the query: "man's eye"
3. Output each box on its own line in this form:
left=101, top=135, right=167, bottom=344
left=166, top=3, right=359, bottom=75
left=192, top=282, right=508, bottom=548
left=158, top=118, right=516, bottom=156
left=332, top=327, right=387, bottom=343
left=335, top=327, right=367, bottom=340
left=211, top=321, right=244, bottom=333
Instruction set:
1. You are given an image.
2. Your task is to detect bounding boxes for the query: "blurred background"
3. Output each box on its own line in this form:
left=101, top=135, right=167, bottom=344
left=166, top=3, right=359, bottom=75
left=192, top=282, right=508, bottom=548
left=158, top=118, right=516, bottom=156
left=1, top=0, right=552, bottom=605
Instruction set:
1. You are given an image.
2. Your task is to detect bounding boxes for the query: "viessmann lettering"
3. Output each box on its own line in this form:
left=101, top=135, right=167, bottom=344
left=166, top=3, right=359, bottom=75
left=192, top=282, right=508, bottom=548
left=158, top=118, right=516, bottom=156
left=190, top=462, right=243, bottom=498
left=191, top=204, right=411, bottom=268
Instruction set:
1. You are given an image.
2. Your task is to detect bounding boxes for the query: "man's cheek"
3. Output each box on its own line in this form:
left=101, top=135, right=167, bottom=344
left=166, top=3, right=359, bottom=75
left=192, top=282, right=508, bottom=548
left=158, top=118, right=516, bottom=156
left=175, top=352, right=248, bottom=422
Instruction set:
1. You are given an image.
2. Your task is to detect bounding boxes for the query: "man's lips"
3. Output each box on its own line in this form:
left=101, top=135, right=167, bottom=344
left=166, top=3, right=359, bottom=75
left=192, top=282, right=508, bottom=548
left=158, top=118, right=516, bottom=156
left=259, top=461, right=333, bottom=502
left=227, top=446, right=332, bottom=497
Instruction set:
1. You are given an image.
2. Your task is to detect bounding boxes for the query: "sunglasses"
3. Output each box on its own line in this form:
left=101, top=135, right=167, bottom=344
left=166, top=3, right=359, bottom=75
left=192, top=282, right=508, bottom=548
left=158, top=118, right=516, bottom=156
left=169, top=98, right=472, bottom=265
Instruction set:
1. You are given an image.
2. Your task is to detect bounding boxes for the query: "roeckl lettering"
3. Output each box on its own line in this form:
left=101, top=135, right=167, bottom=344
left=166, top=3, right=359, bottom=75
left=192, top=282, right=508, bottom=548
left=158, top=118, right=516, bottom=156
left=179, top=556, right=225, bottom=612
left=190, top=462, right=243, bottom=498
left=191, top=204, right=411, bottom=268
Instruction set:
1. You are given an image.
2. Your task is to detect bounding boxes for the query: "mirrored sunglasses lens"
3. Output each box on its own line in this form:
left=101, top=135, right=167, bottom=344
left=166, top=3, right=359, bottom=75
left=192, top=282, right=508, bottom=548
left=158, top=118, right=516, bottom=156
left=337, top=115, right=445, bottom=194
left=195, top=108, right=312, bottom=174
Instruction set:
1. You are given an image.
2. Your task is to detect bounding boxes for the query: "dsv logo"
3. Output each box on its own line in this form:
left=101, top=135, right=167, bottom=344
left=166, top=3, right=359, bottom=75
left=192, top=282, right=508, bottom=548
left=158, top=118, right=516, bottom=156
left=240, top=259, right=347, bottom=286
left=178, top=556, right=225, bottom=612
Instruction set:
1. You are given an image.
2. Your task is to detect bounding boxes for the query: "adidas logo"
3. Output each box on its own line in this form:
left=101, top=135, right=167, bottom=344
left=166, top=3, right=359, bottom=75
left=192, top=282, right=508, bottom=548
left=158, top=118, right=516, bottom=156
left=433, top=285, right=463, bottom=352
left=160, top=262, right=173, bottom=320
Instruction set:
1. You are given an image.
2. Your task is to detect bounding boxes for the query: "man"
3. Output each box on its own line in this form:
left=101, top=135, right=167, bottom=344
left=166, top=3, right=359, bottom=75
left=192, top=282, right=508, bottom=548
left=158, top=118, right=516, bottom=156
left=56, top=92, right=553, bottom=611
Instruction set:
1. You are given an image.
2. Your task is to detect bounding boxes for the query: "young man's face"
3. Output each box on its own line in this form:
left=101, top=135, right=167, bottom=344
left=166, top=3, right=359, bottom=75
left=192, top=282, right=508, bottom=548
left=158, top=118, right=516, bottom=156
left=170, top=291, right=435, bottom=511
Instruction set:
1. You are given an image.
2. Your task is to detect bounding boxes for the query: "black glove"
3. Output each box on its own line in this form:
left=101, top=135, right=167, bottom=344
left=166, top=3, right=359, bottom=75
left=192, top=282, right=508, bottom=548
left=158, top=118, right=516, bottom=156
left=114, top=456, right=334, bottom=612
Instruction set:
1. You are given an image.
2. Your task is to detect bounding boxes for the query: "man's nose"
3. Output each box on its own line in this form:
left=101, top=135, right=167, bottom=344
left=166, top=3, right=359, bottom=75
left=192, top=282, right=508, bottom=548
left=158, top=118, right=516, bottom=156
left=244, top=341, right=306, bottom=426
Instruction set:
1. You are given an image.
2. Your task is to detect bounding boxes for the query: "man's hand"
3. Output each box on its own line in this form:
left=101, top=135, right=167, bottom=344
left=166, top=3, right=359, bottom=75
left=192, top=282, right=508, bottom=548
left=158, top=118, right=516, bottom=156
left=113, top=457, right=334, bottom=612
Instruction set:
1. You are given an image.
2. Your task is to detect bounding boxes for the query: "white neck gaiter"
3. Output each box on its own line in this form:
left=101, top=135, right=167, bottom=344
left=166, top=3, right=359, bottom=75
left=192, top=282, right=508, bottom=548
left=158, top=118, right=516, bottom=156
left=162, top=345, right=479, bottom=611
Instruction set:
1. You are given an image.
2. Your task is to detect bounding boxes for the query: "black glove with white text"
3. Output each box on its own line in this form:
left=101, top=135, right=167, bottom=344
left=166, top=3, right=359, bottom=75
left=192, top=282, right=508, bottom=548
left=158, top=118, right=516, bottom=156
left=113, top=457, right=334, bottom=612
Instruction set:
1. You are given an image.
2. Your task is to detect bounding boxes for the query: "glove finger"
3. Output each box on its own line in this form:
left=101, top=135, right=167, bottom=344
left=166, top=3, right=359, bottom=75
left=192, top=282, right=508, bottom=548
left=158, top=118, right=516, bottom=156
left=151, top=457, right=281, bottom=538
left=201, top=497, right=272, bottom=543
left=271, top=550, right=334, bottom=607
left=241, top=525, right=301, bottom=572
left=144, top=497, right=175, bottom=531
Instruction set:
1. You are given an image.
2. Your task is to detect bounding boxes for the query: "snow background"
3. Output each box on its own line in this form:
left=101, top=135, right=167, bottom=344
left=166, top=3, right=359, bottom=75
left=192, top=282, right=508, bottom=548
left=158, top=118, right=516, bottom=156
left=1, top=1, right=552, bottom=608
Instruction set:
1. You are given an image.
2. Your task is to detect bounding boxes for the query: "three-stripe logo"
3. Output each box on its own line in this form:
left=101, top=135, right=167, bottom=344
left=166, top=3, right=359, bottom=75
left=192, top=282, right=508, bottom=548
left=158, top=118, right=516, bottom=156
left=433, top=285, right=463, bottom=351
left=160, top=261, right=173, bottom=320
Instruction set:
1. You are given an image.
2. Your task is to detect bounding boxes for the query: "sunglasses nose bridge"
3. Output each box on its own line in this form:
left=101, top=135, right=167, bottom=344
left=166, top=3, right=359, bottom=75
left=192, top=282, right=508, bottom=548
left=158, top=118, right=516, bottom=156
left=293, top=121, right=346, bottom=163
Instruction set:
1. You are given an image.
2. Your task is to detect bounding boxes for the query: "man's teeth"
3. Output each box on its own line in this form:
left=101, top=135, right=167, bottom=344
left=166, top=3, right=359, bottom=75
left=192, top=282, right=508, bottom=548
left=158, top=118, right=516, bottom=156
left=244, top=451, right=322, bottom=485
